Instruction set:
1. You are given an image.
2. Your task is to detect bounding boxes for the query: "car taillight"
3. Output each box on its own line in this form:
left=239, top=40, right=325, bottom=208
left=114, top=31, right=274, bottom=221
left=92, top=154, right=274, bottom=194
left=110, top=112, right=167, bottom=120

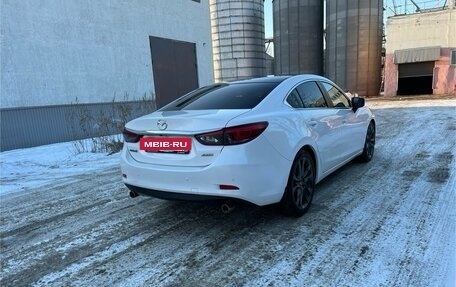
left=196, top=122, right=268, bottom=146
left=122, top=128, right=143, bottom=143
left=195, top=130, right=224, bottom=145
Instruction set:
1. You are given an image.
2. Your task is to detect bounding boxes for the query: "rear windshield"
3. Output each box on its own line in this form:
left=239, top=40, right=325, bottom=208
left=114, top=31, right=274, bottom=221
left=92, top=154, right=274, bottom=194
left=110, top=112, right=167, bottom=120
left=159, top=82, right=278, bottom=111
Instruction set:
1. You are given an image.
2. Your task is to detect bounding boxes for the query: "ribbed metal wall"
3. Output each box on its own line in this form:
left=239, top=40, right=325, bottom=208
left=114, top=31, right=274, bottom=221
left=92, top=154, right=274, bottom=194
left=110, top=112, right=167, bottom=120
left=273, top=0, right=324, bottom=75
left=210, top=0, right=265, bottom=82
left=326, top=0, right=383, bottom=97
left=0, top=101, right=155, bottom=151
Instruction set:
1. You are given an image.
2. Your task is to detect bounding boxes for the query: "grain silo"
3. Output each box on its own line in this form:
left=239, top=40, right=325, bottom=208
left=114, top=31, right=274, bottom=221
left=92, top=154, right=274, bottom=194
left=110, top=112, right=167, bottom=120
left=210, top=0, right=266, bottom=82
left=325, top=0, right=383, bottom=97
left=273, top=0, right=324, bottom=75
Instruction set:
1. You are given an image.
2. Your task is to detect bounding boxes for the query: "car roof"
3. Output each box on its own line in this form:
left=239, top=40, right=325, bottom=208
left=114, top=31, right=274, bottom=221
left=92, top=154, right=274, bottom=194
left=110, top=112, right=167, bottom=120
left=229, top=76, right=291, bottom=84
left=228, top=74, right=330, bottom=85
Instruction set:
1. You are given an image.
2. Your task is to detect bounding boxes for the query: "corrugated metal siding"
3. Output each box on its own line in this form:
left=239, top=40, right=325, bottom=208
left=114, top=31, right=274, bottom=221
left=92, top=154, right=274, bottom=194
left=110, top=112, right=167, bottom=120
left=0, top=101, right=156, bottom=151
left=273, top=0, right=324, bottom=75
left=394, top=46, right=441, bottom=64
left=210, top=0, right=266, bottom=82
left=325, top=0, right=383, bottom=97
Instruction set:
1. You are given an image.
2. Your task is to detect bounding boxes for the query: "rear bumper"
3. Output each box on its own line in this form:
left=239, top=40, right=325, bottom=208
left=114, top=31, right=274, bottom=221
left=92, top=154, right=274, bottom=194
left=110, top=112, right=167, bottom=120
left=120, top=137, right=291, bottom=206
left=125, top=183, right=251, bottom=204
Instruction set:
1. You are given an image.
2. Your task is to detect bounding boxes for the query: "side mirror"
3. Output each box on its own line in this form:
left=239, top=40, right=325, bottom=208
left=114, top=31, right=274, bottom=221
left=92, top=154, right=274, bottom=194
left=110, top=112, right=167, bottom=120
left=351, top=97, right=365, bottom=112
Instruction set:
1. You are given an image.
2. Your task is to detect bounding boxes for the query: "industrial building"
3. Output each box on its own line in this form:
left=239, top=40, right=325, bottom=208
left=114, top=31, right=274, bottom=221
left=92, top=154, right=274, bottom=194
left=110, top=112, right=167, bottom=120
left=1, top=0, right=214, bottom=151
left=384, top=6, right=456, bottom=96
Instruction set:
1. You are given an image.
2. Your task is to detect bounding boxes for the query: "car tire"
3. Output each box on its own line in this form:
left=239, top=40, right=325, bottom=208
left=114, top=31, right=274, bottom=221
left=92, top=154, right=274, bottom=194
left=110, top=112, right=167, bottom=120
left=281, top=149, right=315, bottom=217
left=358, top=121, right=376, bottom=162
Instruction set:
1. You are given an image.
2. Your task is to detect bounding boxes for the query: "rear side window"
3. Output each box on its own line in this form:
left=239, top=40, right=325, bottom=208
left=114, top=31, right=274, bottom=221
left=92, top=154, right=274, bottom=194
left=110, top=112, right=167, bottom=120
left=286, top=89, right=304, bottom=108
left=296, top=81, right=328, bottom=108
left=321, top=82, right=351, bottom=108
left=160, top=82, right=278, bottom=111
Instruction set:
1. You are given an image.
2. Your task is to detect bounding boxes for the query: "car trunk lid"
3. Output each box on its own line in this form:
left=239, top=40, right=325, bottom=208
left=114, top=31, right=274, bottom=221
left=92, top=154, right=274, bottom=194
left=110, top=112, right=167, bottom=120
left=124, top=109, right=249, bottom=167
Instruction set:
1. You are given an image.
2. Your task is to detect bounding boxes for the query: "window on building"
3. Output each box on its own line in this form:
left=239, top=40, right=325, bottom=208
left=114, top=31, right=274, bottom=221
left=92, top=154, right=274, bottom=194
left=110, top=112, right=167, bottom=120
left=191, top=0, right=200, bottom=2
left=451, top=50, right=456, bottom=66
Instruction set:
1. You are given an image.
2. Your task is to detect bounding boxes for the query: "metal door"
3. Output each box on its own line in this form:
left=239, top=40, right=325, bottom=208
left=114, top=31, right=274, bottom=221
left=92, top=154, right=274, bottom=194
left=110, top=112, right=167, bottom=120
left=149, top=36, right=199, bottom=108
left=398, top=62, right=434, bottom=95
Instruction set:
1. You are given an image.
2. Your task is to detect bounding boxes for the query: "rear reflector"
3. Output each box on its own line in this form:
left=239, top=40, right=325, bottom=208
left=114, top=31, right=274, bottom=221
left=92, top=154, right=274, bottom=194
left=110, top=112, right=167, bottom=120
left=219, top=184, right=240, bottom=190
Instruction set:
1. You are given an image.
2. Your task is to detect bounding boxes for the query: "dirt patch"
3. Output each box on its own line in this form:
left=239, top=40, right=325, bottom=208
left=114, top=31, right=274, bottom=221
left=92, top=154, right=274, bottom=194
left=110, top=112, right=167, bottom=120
left=427, top=168, right=450, bottom=184
left=427, top=152, right=454, bottom=184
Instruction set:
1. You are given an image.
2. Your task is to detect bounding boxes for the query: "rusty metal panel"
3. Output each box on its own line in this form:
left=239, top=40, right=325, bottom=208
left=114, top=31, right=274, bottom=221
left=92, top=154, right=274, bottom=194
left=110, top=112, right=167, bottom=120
left=149, top=36, right=199, bottom=108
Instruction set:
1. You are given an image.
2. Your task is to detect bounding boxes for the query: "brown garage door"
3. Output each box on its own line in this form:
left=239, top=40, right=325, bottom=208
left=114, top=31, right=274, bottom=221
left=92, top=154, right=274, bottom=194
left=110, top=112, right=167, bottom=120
left=149, top=36, right=199, bottom=108
left=398, top=62, right=434, bottom=95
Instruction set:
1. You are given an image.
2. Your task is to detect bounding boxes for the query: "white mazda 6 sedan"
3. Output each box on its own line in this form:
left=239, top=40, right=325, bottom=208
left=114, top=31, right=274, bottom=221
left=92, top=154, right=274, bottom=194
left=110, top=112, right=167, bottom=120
left=120, top=75, right=375, bottom=216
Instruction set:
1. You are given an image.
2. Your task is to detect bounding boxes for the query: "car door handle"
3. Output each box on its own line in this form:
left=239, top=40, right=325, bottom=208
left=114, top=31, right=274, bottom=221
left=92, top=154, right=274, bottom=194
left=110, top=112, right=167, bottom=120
left=308, top=121, right=318, bottom=127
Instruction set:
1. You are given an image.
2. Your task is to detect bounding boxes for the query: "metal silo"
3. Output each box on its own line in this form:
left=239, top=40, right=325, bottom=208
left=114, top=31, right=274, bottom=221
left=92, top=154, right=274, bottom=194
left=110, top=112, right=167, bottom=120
left=273, top=0, right=324, bottom=75
left=325, top=0, right=383, bottom=97
left=210, top=0, right=266, bottom=82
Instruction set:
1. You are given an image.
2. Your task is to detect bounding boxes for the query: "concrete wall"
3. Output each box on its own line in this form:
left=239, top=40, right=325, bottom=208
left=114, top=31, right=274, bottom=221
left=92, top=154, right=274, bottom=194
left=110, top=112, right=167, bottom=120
left=384, top=54, right=398, bottom=97
left=384, top=9, right=456, bottom=96
left=386, top=9, right=456, bottom=52
left=0, top=0, right=214, bottom=150
left=434, top=48, right=456, bottom=95
left=1, top=0, right=214, bottom=108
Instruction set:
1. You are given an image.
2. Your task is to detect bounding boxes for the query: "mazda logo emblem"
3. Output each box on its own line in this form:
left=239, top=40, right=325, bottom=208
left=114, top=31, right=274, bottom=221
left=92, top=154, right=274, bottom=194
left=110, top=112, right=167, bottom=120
left=157, top=119, right=168, bottom=130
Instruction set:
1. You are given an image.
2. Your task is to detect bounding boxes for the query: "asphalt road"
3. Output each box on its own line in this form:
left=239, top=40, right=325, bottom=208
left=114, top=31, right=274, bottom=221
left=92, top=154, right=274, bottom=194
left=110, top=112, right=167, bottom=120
left=1, top=99, right=455, bottom=286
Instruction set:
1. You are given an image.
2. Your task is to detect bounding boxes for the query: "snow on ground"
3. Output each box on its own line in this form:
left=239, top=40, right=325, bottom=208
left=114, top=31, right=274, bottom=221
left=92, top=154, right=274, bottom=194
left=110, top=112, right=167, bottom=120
left=0, top=97, right=455, bottom=287
left=366, top=96, right=456, bottom=109
left=0, top=142, right=119, bottom=195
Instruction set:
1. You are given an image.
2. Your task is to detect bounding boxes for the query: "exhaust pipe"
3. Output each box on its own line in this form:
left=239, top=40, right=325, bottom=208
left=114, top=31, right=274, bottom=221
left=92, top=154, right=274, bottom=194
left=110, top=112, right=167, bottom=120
left=129, top=191, right=139, bottom=198
left=221, top=202, right=235, bottom=214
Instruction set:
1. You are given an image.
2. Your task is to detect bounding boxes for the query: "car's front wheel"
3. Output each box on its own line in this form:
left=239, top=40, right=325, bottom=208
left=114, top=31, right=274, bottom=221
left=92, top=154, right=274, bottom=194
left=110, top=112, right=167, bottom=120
left=358, top=121, right=376, bottom=162
left=281, top=149, right=315, bottom=217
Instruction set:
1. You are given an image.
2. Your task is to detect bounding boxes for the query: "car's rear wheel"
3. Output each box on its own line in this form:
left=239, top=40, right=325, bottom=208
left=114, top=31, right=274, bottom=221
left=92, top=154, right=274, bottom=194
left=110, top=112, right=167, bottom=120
left=281, top=149, right=315, bottom=217
left=359, top=121, right=376, bottom=162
